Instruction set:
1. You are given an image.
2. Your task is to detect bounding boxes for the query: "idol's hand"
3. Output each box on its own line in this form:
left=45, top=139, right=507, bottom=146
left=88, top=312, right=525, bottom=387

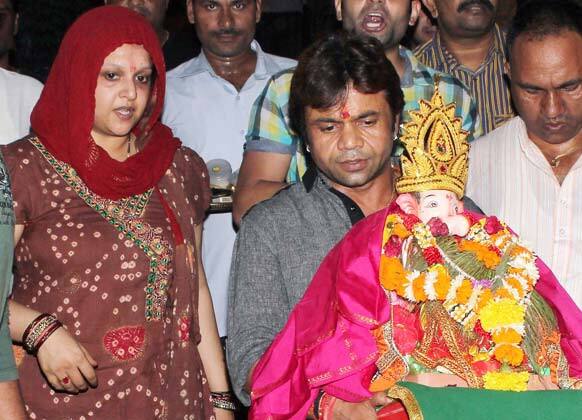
left=36, top=327, right=98, bottom=394
left=331, top=392, right=392, bottom=419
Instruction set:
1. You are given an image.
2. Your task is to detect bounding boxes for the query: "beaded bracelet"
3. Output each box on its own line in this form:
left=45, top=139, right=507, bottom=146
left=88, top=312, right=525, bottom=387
left=210, top=391, right=237, bottom=412
left=22, top=313, right=62, bottom=354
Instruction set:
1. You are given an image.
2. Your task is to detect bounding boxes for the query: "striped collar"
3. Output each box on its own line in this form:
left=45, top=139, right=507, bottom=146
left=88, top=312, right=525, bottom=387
left=434, top=24, right=506, bottom=74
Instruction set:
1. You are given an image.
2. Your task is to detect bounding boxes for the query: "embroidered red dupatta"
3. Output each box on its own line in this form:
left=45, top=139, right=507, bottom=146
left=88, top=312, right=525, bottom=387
left=30, top=6, right=180, bottom=200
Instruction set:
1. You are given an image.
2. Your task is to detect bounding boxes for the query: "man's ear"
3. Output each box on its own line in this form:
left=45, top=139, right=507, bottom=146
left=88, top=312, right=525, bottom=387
left=504, top=60, right=511, bottom=81
left=255, top=0, right=263, bottom=23
left=422, top=0, right=438, bottom=18
left=409, top=0, right=421, bottom=27
left=334, top=0, right=343, bottom=21
left=393, top=114, right=401, bottom=137
left=186, top=0, right=195, bottom=24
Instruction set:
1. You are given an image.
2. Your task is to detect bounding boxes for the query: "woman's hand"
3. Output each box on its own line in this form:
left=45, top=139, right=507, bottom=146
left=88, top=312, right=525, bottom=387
left=36, top=327, right=98, bottom=394
left=213, top=408, right=235, bottom=420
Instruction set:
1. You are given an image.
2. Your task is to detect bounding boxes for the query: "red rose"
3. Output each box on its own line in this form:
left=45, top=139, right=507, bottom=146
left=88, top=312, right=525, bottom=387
left=427, top=217, right=450, bottom=237
left=461, top=211, right=480, bottom=226
left=401, top=213, right=420, bottom=231
left=423, top=246, right=442, bottom=265
left=384, top=235, right=403, bottom=257
left=484, top=216, right=503, bottom=235
left=488, top=245, right=502, bottom=256
left=473, top=320, right=492, bottom=347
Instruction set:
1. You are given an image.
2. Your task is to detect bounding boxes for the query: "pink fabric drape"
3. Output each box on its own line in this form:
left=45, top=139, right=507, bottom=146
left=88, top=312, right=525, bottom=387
left=249, top=204, right=582, bottom=419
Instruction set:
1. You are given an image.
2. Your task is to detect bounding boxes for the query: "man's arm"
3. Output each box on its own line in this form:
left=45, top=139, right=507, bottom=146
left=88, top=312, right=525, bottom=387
left=226, top=213, right=289, bottom=406
left=0, top=381, right=26, bottom=420
left=0, top=306, right=25, bottom=420
left=233, top=70, right=298, bottom=225
left=233, top=151, right=291, bottom=225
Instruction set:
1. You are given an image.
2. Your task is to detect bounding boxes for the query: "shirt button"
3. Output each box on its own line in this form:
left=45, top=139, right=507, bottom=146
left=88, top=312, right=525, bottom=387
left=350, top=206, right=356, bottom=212
left=560, top=199, right=568, bottom=206
left=559, top=228, right=567, bottom=238
left=236, top=95, right=240, bottom=101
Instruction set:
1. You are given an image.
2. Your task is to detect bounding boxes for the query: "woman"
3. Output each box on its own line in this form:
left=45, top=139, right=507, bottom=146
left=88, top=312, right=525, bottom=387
left=1, top=6, right=234, bottom=419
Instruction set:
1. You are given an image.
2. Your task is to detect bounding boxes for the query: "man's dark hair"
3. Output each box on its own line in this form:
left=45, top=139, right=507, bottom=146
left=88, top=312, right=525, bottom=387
left=507, top=0, right=582, bottom=59
left=289, top=32, right=404, bottom=143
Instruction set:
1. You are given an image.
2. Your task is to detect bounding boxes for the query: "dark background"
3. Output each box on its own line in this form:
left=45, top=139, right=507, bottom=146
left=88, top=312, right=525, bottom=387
left=14, top=0, right=340, bottom=82
left=13, top=0, right=523, bottom=82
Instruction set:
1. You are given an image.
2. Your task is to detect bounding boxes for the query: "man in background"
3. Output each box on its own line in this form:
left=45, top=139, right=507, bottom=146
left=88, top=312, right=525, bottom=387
left=467, top=0, right=582, bottom=308
left=0, top=0, right=42, bottom=145
left=163, top=0, right=295, bottom=348
left=416, top=0, right=514, bottom=133
left=105, top=0, right=197, bottom=69
left=0, top=0, right=17, bottom=70
left=233, top=0, right=480, bottom=225
left=229, top=33, right=401, bottom=416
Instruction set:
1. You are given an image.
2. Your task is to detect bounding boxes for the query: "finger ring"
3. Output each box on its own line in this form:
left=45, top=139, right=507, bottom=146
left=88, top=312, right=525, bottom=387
left=61, top=376, right=70, bottom=384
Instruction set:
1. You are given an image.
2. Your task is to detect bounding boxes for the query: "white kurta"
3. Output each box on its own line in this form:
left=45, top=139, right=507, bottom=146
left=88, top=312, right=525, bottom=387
left=467, top=117, right=582, bottom=309
left=163, top=42, right=296, bottom=335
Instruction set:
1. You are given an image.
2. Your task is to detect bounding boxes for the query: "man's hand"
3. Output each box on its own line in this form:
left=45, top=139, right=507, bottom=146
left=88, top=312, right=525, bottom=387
left=331, top=392, right=392, bottom=419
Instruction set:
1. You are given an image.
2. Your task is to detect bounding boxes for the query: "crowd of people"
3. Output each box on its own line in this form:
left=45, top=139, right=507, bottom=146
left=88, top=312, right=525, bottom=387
left=0, top=0, right=581, bottom=419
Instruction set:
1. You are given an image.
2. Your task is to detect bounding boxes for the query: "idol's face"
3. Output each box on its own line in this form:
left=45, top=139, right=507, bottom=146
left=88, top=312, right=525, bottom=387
left=305, top=86, right=395, bottom=190
left=417, top=189, right=461, bottom=223
left=92, top=44, right=153, bottom=146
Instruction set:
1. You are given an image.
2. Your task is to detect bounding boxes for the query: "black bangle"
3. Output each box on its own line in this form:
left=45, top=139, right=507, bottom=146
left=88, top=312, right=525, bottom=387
left=313, top=389, right=326, bottom=419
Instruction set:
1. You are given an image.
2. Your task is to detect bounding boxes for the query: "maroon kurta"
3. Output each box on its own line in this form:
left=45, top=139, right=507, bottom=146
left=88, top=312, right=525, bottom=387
left=3, top=138, right=214, bottom=419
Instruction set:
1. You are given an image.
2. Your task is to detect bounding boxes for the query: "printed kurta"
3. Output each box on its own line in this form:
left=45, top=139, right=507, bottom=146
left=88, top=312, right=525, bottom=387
left=2, top=138, right=213, bottom=420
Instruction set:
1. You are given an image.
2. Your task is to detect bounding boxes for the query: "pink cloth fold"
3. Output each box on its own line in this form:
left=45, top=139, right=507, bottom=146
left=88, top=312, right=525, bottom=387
left=249, top=205, right=582, bottom=419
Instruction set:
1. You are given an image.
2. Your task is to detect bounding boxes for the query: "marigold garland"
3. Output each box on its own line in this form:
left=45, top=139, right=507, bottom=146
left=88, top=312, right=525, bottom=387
left=379, top=213, right=540, bottom=391
left=483, top=371, right=530, bottom=392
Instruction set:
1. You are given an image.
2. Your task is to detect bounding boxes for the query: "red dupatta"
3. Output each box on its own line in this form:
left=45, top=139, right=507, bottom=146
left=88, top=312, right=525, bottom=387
left=30, top=6, right=180, bottom=200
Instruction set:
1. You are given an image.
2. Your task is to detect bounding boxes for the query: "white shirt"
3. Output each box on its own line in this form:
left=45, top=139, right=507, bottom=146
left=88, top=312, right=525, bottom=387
left=163, top=42, right=296, bottom=336
left=0, top=68, right=43, bottom=144
left=467, top=117, right=582, bottom=308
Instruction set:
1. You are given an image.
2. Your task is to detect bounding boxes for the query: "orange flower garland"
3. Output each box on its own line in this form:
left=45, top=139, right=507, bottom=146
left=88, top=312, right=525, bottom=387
left=379, top=213, right=540, bottom=391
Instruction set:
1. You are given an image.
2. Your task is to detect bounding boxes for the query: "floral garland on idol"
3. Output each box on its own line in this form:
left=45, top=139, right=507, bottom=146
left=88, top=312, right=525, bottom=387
left=379, top=212, right=540, bottom=392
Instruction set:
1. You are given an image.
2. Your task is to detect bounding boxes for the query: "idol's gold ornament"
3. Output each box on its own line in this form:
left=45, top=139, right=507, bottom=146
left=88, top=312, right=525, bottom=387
left=396, top=86, right=469, bottom=198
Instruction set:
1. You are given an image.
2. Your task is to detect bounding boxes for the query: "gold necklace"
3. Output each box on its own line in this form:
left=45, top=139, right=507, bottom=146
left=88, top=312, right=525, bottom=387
left=127, top=133, right=136, bottom=157
left=548, top=143, right=582, bottom=167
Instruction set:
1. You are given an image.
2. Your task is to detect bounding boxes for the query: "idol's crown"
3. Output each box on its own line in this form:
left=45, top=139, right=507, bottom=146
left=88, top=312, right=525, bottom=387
left=395, top=86, right=469, bottom=198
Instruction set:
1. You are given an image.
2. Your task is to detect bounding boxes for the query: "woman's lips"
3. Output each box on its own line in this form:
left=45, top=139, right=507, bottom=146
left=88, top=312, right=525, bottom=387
left=115, top=107, right=134, bottom=121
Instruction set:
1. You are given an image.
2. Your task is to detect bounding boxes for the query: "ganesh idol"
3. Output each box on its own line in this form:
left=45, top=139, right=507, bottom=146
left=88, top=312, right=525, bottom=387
left=248, top=89, right=582, bottom=419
